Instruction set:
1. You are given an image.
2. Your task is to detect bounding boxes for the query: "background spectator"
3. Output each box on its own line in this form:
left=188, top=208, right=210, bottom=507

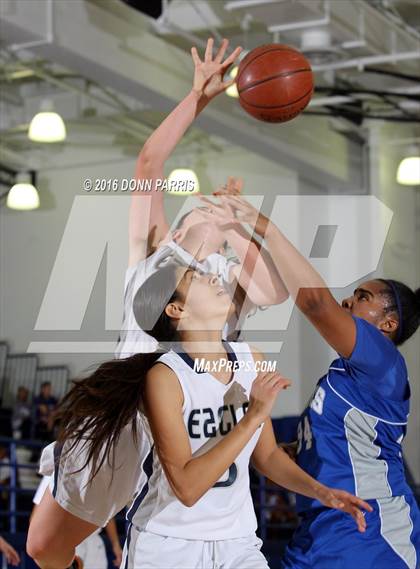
left=11, top=386, right=31, bottom=439
left=0, top=446, right=11, bottom=531
left=33, top=382, right=57, bottom=442
left=0, top=535, right=20, bottom=566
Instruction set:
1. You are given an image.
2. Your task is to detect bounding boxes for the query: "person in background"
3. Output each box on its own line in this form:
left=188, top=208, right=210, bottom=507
left=0, top=535, right=20, bottom=567
left=0, top=445, right=11, bottom=531
left=33, top=382, right=58, bottom=442
left=11, top=386, right=32, bottom=439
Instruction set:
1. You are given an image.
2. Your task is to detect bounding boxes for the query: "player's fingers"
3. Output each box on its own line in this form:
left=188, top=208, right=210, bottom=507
left=204, top=37, right=214, bottom=62
left=232, top=214, right=250, bottom=224
left=234, top=177, right=244, bottom=193
left=197, top=195, right=217, bottom=208
left=261, top=372, right=290, bottom=390
left=351, top=496, right=373, bottom=512
left=275, top=378, right=292, bottom=390
left=270, top=374, right=292, bottom=387
left=222, top=46, right=243, bottom=67
left=214, top=38, right=229, bottom=63
left=197, top=193, right=213, bottom=203
left=351, top=507, right=367, bottom=532
left=256, top=371, right=278, bottom=385
left=191, top=46, right=201, bottom=66
left=222, top=195, right=249, bottom=209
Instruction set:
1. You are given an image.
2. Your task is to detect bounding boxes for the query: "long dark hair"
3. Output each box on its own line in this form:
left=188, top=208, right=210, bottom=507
left=55, top=262, right=188, bottom=479
left=378, top=279, right=420, bottom=345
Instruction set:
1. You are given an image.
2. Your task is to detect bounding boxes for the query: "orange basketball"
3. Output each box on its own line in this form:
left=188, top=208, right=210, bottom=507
left=237, top=44, right=314, bottom=123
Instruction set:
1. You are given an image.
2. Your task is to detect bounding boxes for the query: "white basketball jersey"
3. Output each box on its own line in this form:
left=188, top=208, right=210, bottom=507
left=115, top=240, right=240, bottom=358
left=127, top=341, right=263, bottom=540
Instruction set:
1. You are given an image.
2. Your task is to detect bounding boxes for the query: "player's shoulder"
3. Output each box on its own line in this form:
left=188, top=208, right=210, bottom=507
left=145, top=362, right=184, bottom=405
left=146, top=361, right=178, bottom=382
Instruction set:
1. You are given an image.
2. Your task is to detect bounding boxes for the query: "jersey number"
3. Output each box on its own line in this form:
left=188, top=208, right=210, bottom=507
left=297, top=416, right=313, bottom=453
left=310, top=386, right=326, bottom=415
left=213, top=463, right=237, bottom=488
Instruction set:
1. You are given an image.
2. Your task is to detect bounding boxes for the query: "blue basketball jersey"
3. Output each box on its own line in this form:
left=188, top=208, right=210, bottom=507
left=296, top=316, right=412, bottom=512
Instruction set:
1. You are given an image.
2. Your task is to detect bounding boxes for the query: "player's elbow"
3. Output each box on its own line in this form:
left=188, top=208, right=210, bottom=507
left=179, top=491, right=198, bottom=508
left=296, top=288, right=327, bottom=315
left=168, top=477, right=201, bottom=507
left=172, top=483, right=199, bottom=507
left=137, top=143, right=162, bottom=172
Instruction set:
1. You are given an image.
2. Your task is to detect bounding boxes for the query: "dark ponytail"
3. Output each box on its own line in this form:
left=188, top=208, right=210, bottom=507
left=56, top=262, right=188, bottom=479
left=378, top=279, right=420, bottom=346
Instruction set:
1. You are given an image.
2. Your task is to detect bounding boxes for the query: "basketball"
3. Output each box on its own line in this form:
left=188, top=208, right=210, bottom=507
left=236, top=44, right=314, bottom=123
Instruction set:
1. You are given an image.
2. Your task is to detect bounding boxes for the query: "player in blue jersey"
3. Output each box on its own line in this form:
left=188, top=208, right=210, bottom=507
left=209, top=194, right=420, bottom=569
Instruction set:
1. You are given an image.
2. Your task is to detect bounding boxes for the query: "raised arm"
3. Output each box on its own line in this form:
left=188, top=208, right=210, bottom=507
left=223, top=195, right=357, bottom=357
left=226, top=225, right=288, bottom=305
left=129, top=38, right=242, bottom=267
left=143, top=362, right=290, bottom=507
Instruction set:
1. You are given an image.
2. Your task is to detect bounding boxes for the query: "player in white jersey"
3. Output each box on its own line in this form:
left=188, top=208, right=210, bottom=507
left=27, top=38, right=289, bottom=569
left=46, top=262, right=370, bottom=569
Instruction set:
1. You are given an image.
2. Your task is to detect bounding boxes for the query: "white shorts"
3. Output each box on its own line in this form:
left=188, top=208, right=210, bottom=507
left=38, top=418, right=151, bottom=527
left=121, top=526, right=270, bottom=569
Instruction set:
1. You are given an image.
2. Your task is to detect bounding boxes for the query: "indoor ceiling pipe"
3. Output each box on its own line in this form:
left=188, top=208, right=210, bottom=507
left=9, top=0, right=53, bottom=52
left=312, top=50, right=420, bottom=72
left=224, top=0, right=285, bottom=11
left=308, top=96, right=355, bottom=107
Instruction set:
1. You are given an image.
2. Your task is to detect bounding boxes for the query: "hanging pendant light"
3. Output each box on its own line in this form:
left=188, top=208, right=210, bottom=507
left=7, top=172, right=40, bottom=210
left=28, top=99, right=66, bottom=143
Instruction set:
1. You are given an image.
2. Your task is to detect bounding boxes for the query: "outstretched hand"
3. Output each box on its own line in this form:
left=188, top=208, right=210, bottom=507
left=191, top=38, right=242, bottom=101
left=212, top=176, right=243, bottom=196
left=195, top=194, right=238, bottom=229
left=200, top=193, right=272, bottom=237
left=316, top=487, right=373, bottom=533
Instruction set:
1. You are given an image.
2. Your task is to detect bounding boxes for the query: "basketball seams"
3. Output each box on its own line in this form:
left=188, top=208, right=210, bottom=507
left=237, top=45, right=300, bottom=83
left=238, top=68, right=312, bottom=95
left=240, top=86, right=313, bottom=110
left=236, top=43, right=314, bottom=123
